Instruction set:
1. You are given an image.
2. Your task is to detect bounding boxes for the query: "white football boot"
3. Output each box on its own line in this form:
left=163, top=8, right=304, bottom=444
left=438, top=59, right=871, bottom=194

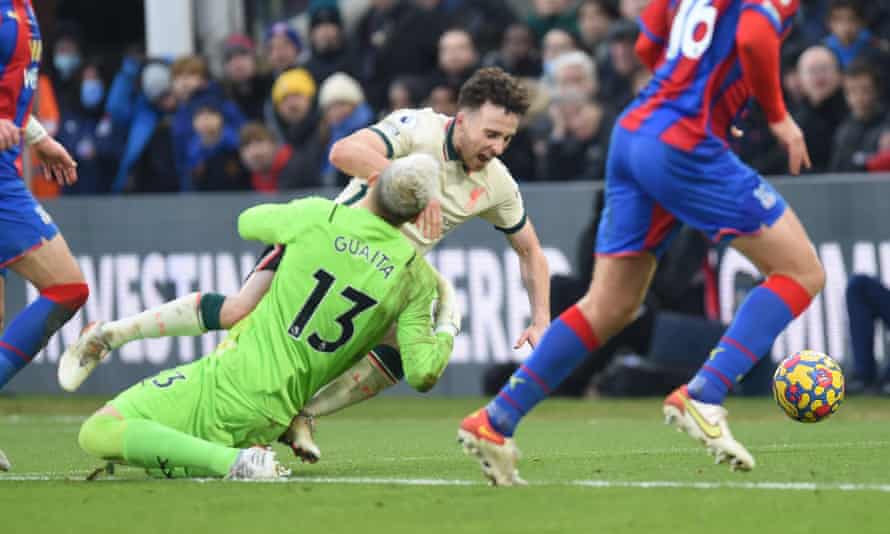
left=226, top=448, right=290, bottom=480
left=58, top=321, right=112, bottom=392
left=458, top=409, right=526, bottom=486
left=663, top=386, right=755, bottom=471
left=0, top=448, right=10, bottom=471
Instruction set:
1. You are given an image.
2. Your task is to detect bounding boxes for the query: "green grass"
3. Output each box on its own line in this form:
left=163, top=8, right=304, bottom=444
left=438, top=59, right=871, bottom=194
left=2, top=396, right=890, bottom=534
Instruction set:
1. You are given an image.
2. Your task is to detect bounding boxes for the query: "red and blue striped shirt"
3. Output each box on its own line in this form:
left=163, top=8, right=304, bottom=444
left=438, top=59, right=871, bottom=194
left=620, top=0, right=798, bottom=153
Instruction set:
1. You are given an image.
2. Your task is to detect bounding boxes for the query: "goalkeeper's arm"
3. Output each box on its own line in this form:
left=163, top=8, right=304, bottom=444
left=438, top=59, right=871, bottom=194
left=396, top=265, right=460, bottom=392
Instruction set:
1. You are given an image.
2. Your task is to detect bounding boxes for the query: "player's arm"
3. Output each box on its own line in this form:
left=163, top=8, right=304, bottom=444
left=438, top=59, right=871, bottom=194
left=506, top=220, right=550, bottom=349
left=328, top=129, right=391, bottom=179
left=396, top=265, right=459, bottom=393
left=238, top=200, right=305, bottom=245
left=482, top=176, right=550, bottom=348
left=636, top=0, right=671, bottom=71
left=738, top=2, right=811, bottom=174
left=24, top=116, right=78, bottom=185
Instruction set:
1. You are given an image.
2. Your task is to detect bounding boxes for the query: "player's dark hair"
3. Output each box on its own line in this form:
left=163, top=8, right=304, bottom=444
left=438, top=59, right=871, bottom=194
left=828, top=0, right=865, bottom=20
left=457, top=67, right=530, bottom=116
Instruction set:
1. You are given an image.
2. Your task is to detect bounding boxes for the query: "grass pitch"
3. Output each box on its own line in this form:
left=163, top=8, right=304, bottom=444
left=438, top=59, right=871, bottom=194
left=1, top=395, right=889, bottom=534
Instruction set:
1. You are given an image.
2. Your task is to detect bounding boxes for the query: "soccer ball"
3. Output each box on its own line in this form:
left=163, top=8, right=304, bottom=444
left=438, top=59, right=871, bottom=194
left=773, top=350, right=845, bottom=423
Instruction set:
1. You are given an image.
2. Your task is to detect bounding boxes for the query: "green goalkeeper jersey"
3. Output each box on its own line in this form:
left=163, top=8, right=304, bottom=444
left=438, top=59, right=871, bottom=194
left=208, top=197, right=453, bottom=427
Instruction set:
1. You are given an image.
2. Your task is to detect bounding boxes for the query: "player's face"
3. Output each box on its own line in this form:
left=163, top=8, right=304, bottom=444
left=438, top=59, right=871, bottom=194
left=455, top=102, right=519, bottom=172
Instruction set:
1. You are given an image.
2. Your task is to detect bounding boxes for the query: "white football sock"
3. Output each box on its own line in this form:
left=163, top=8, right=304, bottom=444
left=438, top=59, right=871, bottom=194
left=103, top=292, right=207, bottom=350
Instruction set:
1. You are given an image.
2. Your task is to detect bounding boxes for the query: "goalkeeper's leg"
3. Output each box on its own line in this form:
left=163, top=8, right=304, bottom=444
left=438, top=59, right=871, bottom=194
left=285, top=343, right=403, bottom=463
left=78, top=405, right=285, bottom=479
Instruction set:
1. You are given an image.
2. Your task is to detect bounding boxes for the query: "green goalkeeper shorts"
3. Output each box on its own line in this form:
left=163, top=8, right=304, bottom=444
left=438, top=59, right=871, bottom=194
left=111, top=358, right=288, bottom=448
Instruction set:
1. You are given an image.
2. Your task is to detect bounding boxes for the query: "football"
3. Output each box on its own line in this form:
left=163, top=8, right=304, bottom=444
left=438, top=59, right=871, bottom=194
left=773, top=350, right=845, bottom=423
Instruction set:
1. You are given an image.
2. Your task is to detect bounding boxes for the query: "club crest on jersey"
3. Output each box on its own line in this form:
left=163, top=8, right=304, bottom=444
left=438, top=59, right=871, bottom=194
left=334, top=236, right=395, bottom=279
left=753, top=183, right=777, bottom=210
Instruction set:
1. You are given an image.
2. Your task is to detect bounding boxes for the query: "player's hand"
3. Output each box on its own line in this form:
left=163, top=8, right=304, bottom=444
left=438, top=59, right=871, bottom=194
left=33, top=136, right=78, bottom=185
left=769, top=114, right=811, bottom=175
left=0, top=119, right=21, bottom=151
left=415, top=198, right=442, bottom=241
left=434, top=271, right=461, bottom=337
left=513, top=321, right=547, bottom=350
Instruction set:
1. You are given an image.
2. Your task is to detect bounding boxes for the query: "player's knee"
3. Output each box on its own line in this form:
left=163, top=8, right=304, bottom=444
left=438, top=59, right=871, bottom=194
left=41, top=283, right=89, bottom=312
left=78, top=415, right=102, bottom=458
left=797, top=260, right=825, bottom=297
left=578, top=293, right=637, bottom=332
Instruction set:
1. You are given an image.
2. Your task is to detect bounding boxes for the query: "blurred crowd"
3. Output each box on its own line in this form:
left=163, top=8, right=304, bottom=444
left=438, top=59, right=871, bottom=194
left=29, top=0, right=890, bottom=197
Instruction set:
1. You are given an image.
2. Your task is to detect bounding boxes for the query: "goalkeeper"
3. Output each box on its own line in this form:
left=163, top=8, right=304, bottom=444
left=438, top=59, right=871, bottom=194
left=76, top=154, right=460, bottom=479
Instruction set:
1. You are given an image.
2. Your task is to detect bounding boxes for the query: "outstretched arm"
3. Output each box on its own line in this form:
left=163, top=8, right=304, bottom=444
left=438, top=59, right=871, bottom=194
left=507, top=220, right=550, bottom=349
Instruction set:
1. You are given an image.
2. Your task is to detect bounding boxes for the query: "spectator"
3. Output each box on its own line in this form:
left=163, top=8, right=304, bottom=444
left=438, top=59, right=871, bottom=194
left=266, top=68, right=321, bottom=150
left=482, top=23, right=542, bottom=78
left=550, top=50, right=598, bottom=100
left=618, top=0, right=649, bottom=21
left=865, top=123, right=890, bottom=171
left=56, top=60, right=121, bottom=194
left=318, top=73, right=374, bottom=185
left=356, top=0, right=443, bottom=110
left=187, top=104, right=250, bottom=191
left=428, top=28, right=479, bottom=92
left=576, top=0, right=619, bottom=61
left=845, top=274, right=890, bottom=395
left=50, top=22, right=85, bottom=115
left=544, top=93, right=610, bottom=181
left=265, top=21, right=304, bottom=75
left=823, top=0, right=889, bottom=70
left=239, top=122, right=302, bottom=192
left=221, top=33, right=274, bottom=122
left=107, top=59, right=180, bottom=193
left=427, top=84, right=459, bottom=116
left=598, top=19, right=642, bottom=113
left=526, top=0, right=577, bottom=41
left=793, top=45, right=849, bottom=173
left=383, top=76, right=427, bottom=117
left=419, top=0, right=518, bottom=55
left=304, top=5, right=360, bottom=85
left=829, top=60, right=886, bottom=172
left=170, top=55, right=246, bottom=188
left=541, top=28, right=579, bottom=70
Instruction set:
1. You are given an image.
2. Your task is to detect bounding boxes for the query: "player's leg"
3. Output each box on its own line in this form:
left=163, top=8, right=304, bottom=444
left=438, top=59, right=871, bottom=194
left=459, top=127, right=669, bottom=484
left=0, top=233, right=88, bottom=389
left=284, top=340, right=403, bottom=463
left=80, top=364, right=287, bottom=479
left=58, top=246, right=281, bottom=391
left=78, top=404, right=252, bottom=479
left=658, top=148, right=821, bottom=470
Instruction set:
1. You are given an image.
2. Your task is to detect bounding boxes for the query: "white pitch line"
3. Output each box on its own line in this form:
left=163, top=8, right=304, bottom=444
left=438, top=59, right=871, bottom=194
left=3, top=474, right=890, bottom=492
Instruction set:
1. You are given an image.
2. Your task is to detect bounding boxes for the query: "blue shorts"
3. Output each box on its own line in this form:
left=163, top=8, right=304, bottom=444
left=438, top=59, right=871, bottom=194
left=0, top=178, right=59, bottom=276
left=596, top=126, right=786, bottom=257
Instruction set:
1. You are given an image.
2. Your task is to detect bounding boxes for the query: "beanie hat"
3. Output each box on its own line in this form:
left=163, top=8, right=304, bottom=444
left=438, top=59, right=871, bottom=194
left=272, top=68, right=317, bottom=104
left=318, top=72, right=364, bottom=109
left=141, top=62, right=172, bottom=102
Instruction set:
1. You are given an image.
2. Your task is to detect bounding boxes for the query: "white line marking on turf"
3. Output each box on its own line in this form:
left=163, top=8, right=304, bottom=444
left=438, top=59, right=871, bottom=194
left=3, top=474, right=890, bottom=492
